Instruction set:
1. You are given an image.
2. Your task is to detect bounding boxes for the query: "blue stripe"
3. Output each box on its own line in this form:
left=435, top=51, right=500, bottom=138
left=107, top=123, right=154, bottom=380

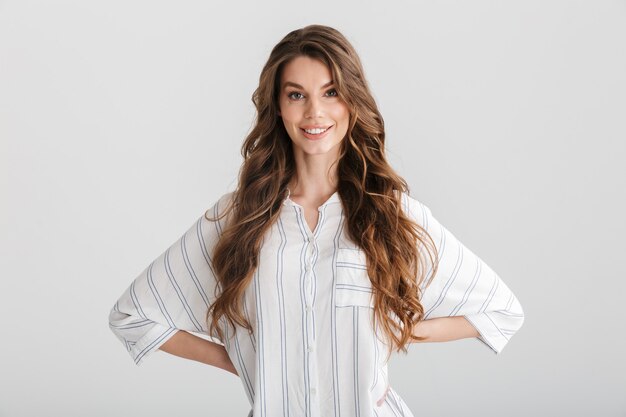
left=493, top=309, right=524, bottom=318
left=505, top=292, right=514, bottom=310
left=335, top=283, right=373, bottom=292
left=336, top=260, right=367, bottom=269
left=180, top=221, right=209, bottom=306
left=253, top=264, right=266, bottom=416
left=197, top=213, right=217, bottom=279
left=479, top=271, right=500, bottom=313
left=242, top=296, right=256, bottom=350
left=370, top=322, right=379, bottom=391
left=353, top=306, right=360, bottom=416
left=146, top=261, right=175, bottom=326
left=135, top=327, right=177, bottom=365
left=276, top=217, right=290, bottom=416
left=331, top=210, right=344, bottom=417
left=163, top=246, right=203, bottom=331
left=233, top=321, right=254, bottom=397
left=109, top=320, right=152, bottom=329
left=450, top=259, right=482, bottom=316
left=424, top=240, right=462, bottom=318
left=130, top=280, right=147, bottom=319
left=484, top=311, right=510, bottom=340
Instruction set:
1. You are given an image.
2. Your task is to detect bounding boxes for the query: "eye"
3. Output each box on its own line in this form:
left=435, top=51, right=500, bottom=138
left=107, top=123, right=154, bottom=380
left=287, top=91, right=304, bottom=100
left=326, top=88, right=338, bottom=97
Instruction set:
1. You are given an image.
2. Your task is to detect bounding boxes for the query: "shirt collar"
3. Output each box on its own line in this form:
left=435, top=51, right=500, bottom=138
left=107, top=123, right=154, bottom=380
left=282, top=188, right=341, bottom=208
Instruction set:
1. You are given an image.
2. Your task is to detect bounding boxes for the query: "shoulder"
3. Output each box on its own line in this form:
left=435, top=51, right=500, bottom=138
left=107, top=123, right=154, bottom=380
left=203, top=190, right=236, bottom=221
left=216, top=190, right=236, bottom=209
left=397, top=190, right=432, bottom=226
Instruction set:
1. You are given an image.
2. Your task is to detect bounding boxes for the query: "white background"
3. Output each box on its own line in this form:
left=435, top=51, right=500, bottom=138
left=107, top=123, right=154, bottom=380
left=1, top=1, right=624, bottom=416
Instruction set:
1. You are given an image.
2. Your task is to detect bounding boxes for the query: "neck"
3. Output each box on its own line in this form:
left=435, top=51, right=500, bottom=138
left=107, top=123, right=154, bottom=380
left=288, top=155, right=338, bottom=200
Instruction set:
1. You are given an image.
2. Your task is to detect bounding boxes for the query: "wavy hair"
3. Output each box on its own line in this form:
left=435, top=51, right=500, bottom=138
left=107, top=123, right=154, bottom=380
left=205, top=24, right=439, bottom=359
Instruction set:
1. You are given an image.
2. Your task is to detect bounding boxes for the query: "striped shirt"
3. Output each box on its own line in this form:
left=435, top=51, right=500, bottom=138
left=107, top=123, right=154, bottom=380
left=108, top=189, right=524, bottom=417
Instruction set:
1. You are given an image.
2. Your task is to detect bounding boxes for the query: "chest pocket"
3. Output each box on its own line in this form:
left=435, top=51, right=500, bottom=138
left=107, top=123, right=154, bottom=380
left=335, top=247, right=375, bottom=308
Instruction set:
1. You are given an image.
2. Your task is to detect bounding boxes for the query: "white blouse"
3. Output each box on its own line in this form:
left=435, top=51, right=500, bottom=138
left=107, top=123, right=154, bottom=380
left=108, top=189, right=524, bottom=417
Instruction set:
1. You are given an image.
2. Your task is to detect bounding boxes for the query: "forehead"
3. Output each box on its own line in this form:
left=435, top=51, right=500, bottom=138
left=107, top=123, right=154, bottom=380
left=281, top=55, right=333, bottom=87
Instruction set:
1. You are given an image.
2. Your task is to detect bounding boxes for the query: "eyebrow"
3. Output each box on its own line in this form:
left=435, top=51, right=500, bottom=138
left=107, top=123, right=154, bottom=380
left=283, top=80, right=334, bottom=91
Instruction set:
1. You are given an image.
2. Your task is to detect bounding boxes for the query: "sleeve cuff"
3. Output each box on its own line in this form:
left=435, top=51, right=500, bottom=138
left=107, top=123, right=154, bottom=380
left=129, top=324, right=179, bottom=366
left=464, top=313, right=510, bottom=355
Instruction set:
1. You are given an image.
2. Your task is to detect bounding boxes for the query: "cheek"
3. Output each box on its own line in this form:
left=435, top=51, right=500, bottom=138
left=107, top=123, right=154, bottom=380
left=332, top=105, right=350, bottom=126
left=279, top=105, right=301, bottom=125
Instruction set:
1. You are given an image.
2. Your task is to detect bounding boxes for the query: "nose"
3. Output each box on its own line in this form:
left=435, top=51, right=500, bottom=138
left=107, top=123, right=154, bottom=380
left=304, top=95, right=324, bottom=119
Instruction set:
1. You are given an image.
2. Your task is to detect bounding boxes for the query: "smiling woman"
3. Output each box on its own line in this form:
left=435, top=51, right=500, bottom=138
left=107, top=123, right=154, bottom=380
left=108, top=24, right=524, bottom=417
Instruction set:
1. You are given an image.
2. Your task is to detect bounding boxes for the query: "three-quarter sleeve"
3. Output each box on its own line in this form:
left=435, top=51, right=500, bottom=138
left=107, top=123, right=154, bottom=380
left=404, top=193, right=525, bottom=355
left=108, top=192, right=232, bottom=366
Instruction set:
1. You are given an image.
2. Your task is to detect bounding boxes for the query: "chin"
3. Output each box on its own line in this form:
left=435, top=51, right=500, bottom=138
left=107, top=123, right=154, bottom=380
left=300, top=142, right=341, bottom=156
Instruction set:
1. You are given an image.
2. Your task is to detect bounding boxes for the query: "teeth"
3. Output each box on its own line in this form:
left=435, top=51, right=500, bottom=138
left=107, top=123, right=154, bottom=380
left=304, top=127, right=329, bottom=134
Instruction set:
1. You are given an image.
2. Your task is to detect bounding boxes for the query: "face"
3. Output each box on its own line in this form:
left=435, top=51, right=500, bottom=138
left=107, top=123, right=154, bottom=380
left=278, top=55, right=350, bottom=161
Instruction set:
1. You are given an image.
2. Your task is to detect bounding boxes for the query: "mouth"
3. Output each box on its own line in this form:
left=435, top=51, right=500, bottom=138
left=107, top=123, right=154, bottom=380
left=300, top=124, right=334, bottom=140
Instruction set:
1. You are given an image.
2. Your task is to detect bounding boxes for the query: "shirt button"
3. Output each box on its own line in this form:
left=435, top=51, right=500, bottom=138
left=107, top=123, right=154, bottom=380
left=306, top=305, right=312, bottom=312
left=311, top=388, right=317, bottom=395
left=307, top=346, right=314, bottom=353
left=305, top=264, right=312, bottom=272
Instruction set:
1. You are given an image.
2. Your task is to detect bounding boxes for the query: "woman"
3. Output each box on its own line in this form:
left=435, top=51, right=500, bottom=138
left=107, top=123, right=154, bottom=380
left=108, top=24, right=525, bottom=417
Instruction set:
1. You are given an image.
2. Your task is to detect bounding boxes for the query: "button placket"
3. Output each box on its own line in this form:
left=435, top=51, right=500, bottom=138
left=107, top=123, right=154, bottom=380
left=305, top=234, right=318, bottom=410
left=305, top=234, right=317, bottom=357
left=283, top=194, right=340, bottom=415
left=305, top=234, right=315, bottom=302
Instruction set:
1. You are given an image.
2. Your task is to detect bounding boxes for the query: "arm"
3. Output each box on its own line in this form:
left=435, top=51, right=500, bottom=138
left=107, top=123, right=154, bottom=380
left=405, top=194, right=525, bottom=354
left=159, top=330, right=238, bottom=376
left=413, top=316, right=480, bottom=343
left=108, top=192, right=235, bottom=366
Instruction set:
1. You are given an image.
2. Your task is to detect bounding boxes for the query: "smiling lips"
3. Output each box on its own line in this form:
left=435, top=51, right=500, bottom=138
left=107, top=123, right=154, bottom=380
left=300, top=124, right=333, bottom=140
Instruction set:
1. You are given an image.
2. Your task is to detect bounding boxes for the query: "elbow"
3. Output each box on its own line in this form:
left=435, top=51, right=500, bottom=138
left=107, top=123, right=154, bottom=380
left=108, top=305, right=124, bottom=336
left=108, top=304, right=124, bottom=326
left=511, top=295, right=525, bottom=333
left=464, top=296, right=525, bottom=355
left=518, top=305, right=525, bottom=331
left=498, top=296, right=525, bottom=348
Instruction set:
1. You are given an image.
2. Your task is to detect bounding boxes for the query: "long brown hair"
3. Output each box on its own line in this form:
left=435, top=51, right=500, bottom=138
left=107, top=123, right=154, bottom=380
left=205, top=24, right=439, bottom=359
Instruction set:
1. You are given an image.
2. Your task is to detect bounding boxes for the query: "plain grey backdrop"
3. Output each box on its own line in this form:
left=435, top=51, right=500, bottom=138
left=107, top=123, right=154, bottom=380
left=1, top=0, right=624, bottom=416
